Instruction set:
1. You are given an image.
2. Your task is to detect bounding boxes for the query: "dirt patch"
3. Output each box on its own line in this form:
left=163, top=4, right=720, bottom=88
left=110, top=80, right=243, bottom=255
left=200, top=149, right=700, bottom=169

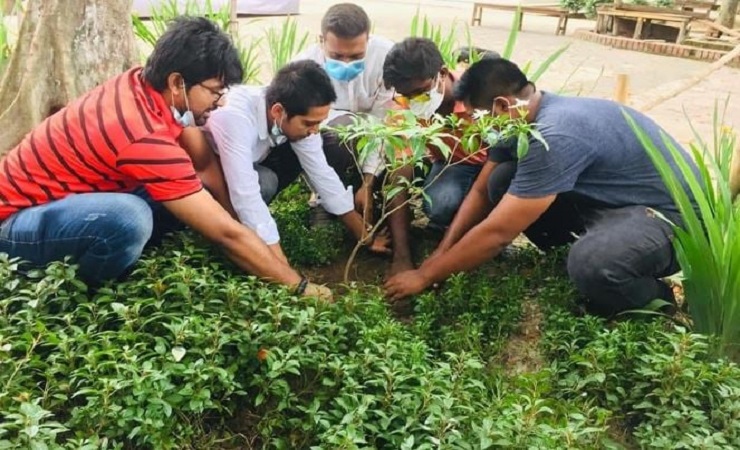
left=497, top=297, right=546, bottom=376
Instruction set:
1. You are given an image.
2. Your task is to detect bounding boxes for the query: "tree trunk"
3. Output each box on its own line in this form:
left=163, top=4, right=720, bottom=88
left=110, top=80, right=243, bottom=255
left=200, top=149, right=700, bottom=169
left=718, top=0, right=739, bottom=29
left=0, top=0, right=136, bottom=157
left=3, top=0, right=15, bottom=15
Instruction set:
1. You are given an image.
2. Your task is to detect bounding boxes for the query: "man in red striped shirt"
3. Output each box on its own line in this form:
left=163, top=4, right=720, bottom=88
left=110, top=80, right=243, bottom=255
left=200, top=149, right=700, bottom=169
left=0, top=17, right=329, bottom=299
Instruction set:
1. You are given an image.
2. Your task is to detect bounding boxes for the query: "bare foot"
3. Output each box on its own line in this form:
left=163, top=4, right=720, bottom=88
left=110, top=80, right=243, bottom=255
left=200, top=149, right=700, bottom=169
left=387, top=257, right=414, bottom=278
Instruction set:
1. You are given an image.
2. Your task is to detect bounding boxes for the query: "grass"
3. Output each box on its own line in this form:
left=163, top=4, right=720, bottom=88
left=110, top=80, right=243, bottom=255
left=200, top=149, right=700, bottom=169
left=627, top=101, right=740, bottom=361
left=131, top=0, right=262, bottom=84
left=264, top=16, right=309, bottom=77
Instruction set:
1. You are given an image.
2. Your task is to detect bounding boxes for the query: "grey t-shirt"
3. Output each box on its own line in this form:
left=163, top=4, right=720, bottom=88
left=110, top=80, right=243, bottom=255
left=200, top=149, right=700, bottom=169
left=488, top=92, right=699, bottom=213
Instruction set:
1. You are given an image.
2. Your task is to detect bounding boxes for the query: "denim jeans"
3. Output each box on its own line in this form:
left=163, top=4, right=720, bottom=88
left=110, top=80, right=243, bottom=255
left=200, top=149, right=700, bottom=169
left=0, top=190, right=160, bottom=284
left=423, top=161, right=482, bottom=229
left=487, top=161, right=680, bottom=316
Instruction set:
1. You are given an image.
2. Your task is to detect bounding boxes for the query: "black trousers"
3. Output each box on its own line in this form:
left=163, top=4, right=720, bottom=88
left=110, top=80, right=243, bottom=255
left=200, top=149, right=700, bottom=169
left=259, top=114, right=360, bottom=201
left=488, top=161, right=680, bottom=316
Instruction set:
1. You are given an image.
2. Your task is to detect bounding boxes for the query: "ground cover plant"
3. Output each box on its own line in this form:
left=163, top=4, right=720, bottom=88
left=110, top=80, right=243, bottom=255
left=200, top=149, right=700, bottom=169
left=2, top=218, right=739, bottom=448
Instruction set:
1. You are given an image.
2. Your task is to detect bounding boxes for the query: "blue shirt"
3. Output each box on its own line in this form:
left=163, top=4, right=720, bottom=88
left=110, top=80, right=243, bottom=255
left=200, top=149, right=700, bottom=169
left=488, top=92, right=699, bottom=213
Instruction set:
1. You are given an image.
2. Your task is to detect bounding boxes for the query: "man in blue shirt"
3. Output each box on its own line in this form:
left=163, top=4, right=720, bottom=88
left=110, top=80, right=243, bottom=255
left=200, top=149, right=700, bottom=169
left=385, top=58, right=699, bottom=316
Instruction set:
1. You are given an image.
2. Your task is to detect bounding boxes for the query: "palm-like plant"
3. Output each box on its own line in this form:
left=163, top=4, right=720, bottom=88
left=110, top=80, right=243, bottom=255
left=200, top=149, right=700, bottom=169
left=626, top=100, right=740, bottom=361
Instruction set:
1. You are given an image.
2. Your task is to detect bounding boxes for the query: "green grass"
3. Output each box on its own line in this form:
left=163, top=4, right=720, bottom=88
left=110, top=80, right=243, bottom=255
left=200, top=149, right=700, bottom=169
left=264, top=16, right=309, bottom=76
left=627, top=101, right=740, bottom=361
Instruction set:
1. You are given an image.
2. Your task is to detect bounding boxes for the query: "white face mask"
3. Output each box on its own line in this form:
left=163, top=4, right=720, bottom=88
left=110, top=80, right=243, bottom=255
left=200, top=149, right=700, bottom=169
left=409, top=76, right=445, bottom=120
left=270, top=114, right=287, bottom=147
left=171, top=81, right=195, bottom=127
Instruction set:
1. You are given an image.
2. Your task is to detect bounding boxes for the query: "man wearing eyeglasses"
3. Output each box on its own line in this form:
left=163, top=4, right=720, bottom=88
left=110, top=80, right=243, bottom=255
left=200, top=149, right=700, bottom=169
left=0, top=18, right=331, bottom=300
left=383, top=38, right=498, bottom=232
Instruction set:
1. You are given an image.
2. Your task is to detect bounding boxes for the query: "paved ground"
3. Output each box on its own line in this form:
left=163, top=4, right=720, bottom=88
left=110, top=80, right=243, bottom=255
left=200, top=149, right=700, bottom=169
left=236, top=0, right=740, bottom=147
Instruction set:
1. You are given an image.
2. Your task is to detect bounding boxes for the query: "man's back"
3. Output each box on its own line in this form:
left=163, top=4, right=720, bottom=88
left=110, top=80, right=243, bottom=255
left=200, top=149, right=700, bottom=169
left=496, top=93, right=699, bottom=213
left=0, top=67, right=199, bottom=220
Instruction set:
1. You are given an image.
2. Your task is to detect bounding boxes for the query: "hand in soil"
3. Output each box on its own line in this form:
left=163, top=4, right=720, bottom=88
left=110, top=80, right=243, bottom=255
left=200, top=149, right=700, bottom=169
left=386, top=257, right=414, bottom=278
left=368, top=228, right=392, bottom=255
left=384, top=269, right=429, bottom=302
left=302, top=283, right=334, bottom=303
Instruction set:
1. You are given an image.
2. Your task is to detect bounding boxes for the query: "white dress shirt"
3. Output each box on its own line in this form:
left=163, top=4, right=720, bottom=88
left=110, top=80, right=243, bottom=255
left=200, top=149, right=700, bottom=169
left=204, top=85, right=354, bottom=245
left=293, top=35, right=395, bottom=176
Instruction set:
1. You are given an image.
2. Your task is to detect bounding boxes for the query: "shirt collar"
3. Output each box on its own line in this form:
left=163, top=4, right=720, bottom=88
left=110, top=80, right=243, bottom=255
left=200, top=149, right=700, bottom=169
left=256, top=87, right=269, bottom=141
left=139, top=68, right=183, bottom=138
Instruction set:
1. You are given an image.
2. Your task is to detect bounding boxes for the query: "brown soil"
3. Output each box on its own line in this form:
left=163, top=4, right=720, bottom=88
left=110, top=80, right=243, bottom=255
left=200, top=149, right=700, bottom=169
left=496, top=297, right=546, bottom=376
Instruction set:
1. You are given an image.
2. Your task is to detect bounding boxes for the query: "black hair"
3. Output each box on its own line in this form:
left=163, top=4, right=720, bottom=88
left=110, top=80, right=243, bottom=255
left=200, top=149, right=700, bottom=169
left=321, top=3, right=371, bottom=39
left=453, top=58, right=530, bottom=109
left=265, top=60, right=337, bottom=118
left=455, top=46, right=501, bottom=64
left=143, top=16, right=243, bottom=91
left=383, top=37, right=443, bottom=89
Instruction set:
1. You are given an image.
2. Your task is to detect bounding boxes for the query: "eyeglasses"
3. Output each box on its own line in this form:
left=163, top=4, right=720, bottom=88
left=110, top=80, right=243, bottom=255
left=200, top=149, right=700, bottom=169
left=393, top=91, right=432, bottom=107
left=392, top=76, right=441, bottom=106
left=198, top=82, right=228, bottom=102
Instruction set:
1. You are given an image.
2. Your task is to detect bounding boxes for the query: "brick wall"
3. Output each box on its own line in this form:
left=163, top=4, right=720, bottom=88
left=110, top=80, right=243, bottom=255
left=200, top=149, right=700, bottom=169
left=573, top=29, right=740, bottom=68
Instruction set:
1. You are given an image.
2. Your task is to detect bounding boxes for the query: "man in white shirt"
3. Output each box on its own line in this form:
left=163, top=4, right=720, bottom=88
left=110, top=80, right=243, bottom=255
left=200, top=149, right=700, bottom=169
left=293, top=3, right=416, bottom=276
left=202, top=60, right=374, bottom=264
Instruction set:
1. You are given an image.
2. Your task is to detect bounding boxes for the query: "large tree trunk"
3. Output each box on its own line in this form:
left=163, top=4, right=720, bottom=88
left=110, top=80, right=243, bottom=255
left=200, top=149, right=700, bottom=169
left=718, top=0, right=739, bottom=29
left=0, top=0, right=136, bottom=157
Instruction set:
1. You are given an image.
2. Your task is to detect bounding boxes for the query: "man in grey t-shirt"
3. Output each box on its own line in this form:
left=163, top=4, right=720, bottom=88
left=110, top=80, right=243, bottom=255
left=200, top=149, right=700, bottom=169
left=385, top=58, right=699, bottom=316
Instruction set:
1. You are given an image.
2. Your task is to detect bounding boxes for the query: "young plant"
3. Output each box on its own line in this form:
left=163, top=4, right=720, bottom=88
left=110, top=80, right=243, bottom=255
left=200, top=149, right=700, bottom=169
left=333, top=108, right=543, bottom=283
left=625, top=101, right=740, bottom=361
left=264, top=16, right=309, bottom=76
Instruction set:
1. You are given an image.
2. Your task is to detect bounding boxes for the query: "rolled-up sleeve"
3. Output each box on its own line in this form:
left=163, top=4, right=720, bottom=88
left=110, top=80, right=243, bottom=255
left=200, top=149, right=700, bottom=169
left=207, top=109, right=281, bottom=244
left=292, top=133, right=354, bottom=216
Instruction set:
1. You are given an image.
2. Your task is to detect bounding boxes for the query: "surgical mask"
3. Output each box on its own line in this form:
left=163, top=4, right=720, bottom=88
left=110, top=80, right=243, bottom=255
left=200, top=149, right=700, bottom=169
left=409, top=77, right=445, bottom=120
left=270, top=115, right=287, bottom=146
left=324, top=58, right=365, bottom=82
left=171, top=81, right=195, bottom=127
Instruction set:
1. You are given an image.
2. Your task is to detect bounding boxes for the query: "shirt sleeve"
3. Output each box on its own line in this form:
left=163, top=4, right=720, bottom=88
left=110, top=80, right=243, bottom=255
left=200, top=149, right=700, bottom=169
left=207, top=108, right=281, bottom=245
left=487, top=136, right=518, bottom=164
left=117, top=130, right=202, bottom=202
left=368, top=80, right=395, bottom=120
left=360, top=141, right=386, bottom=176
left=291, top=133, right=355, bottom=216
left=509, top=132, right=593, bottom=198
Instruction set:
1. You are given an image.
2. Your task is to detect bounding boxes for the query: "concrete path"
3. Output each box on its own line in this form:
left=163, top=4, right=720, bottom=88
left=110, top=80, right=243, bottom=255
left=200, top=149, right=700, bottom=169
left=236, top=0, right=739, bottom=146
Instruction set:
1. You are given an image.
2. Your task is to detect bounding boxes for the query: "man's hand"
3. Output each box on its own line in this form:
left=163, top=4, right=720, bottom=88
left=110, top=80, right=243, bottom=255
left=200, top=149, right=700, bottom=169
left=384, top=269, right=432, bottom=302
left=368, top=227, right=392, bottom=255
left=303, top=283, right=334, bottom=303
left=354, top=183, right=374, bottom=223
left=269, top=243, right=289, bottom=265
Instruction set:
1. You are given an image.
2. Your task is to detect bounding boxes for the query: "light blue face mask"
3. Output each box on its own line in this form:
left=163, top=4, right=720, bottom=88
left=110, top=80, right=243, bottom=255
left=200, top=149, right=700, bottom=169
left=324, top=58, right=365, bottom=82
left=270, top=115, right=287, bottom=146
left=171, top=81, right=195, bottom=127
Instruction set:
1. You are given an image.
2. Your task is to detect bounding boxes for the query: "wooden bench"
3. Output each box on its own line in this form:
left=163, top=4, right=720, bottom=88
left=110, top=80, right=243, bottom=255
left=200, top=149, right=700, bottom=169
left=596, top=5, right=694, bottom=43
left=471, top=2, right=571, bottom=36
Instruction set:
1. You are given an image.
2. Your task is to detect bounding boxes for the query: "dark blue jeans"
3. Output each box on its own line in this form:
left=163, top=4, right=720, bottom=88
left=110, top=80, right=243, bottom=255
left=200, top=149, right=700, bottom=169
left=423, top=161, right=482, bottom=229
left=488, top=161, right=680, bottom=316
left=0, top=188, right=172, bottom=284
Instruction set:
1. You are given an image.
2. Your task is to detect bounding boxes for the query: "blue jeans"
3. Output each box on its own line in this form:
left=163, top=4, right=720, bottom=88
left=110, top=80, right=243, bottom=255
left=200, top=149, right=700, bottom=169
left=423, top=162, right=482, bottom=229
left=0, top=191, right=157, bottom=284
